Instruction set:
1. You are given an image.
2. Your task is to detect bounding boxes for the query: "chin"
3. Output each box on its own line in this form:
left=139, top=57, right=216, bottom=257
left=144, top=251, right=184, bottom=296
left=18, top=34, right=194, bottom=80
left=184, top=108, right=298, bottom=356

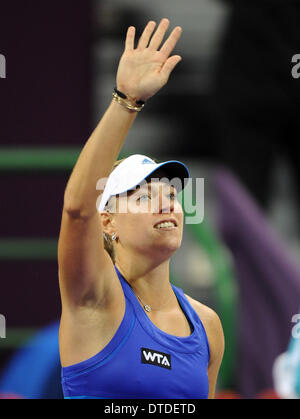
left=155, top=237, right=182, bottom=256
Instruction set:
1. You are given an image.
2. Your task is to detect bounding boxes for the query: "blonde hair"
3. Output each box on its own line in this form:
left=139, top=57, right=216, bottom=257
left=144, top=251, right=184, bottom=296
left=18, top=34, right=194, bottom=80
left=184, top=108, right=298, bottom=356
left=103, top=156, right=158, bottom=263
left=103, top=158, right=126, bottom=263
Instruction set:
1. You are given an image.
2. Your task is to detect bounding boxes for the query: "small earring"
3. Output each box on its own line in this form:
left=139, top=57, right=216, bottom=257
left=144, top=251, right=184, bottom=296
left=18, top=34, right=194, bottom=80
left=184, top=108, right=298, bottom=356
left=111, top=233, right=117, bottom=241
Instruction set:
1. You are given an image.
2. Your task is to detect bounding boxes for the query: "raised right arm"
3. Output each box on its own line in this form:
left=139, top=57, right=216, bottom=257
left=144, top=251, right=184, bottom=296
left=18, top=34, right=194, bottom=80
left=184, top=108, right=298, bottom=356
left=58, top=18, right=183, bottom=309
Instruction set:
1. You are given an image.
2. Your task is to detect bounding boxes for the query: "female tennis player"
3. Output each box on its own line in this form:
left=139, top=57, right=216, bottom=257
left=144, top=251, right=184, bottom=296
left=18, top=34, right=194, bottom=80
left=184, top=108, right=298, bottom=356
left=58, top=18, right=224, bottom=399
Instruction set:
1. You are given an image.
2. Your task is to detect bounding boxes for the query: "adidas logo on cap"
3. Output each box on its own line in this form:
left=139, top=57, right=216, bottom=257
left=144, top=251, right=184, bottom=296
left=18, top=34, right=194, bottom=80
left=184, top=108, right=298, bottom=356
left=142, top=158, right=154, bottom=164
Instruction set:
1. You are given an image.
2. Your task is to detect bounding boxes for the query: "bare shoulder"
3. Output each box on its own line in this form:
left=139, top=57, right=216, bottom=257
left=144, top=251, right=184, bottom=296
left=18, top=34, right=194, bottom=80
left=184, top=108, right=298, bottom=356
left=185, top=294, right=225, bottom=358
left=185, top=294, right=222, bottom=332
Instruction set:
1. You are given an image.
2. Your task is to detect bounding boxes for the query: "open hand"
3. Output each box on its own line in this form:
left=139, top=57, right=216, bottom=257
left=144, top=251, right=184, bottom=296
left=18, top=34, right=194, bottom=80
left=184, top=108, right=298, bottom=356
left=116, top=18, right=182, bottom=102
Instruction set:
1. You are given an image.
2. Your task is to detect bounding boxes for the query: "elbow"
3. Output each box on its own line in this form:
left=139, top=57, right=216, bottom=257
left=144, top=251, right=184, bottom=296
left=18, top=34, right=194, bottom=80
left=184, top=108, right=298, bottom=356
left=63, top=194, right=97, bottom=220
left=63, top=205, right=97, bottom=220
left=63, top=205, right=84, bottom=219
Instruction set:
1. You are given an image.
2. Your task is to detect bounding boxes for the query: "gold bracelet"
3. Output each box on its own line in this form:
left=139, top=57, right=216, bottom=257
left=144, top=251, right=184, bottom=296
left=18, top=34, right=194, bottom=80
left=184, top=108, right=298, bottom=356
left=112, top=92, right=145, bottom=112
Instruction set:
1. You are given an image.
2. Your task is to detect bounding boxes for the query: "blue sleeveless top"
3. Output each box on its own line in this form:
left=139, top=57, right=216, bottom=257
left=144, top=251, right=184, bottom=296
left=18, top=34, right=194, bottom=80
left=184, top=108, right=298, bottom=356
left=61, top=266, right=210, bottom=399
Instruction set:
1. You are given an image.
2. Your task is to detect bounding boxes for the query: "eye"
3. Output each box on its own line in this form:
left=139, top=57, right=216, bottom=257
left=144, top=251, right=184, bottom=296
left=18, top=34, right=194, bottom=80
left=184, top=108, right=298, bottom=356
left=138, top=194, right=150, bottom=202
left=168, top=192, right=177, bottom=200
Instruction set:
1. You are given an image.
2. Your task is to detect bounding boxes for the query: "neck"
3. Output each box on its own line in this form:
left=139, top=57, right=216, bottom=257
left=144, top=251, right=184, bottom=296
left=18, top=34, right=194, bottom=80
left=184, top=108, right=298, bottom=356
left=115, top=255, right=174, bottom=310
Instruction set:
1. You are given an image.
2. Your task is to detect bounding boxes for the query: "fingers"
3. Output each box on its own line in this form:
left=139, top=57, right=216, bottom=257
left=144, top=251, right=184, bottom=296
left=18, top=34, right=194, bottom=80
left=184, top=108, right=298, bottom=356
left=125, top=26, right=136, bottom=51
left=137, top=21, right=156, bottom=49
left=159, top=26, right=182, bottom=58
left=148, top=18, right=170, bottom=50
left=125, top=18, right=182, bottom=55
left=160, top=55, right=182, bottom=79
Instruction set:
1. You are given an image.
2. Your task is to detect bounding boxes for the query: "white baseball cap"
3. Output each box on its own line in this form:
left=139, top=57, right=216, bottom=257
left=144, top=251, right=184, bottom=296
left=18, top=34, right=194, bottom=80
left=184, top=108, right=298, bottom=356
left=97, top=154, right=190, bottom=211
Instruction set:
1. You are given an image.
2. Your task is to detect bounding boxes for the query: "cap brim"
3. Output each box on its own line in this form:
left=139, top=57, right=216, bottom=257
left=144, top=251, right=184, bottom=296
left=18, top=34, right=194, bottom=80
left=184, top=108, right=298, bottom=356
left=143, top=160, right=190, bottom=192
left=98, top=159, right=190, bottom=211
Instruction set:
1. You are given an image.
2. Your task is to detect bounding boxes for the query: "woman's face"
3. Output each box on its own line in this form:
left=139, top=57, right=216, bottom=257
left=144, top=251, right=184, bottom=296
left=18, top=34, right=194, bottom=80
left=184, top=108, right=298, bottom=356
left=108, top=180, right=184, bottom=259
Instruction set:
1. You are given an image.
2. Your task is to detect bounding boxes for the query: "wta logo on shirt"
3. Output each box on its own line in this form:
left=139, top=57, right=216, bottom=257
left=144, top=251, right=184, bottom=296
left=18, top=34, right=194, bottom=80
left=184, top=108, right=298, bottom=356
left=141, top=348, right=171, bottom=369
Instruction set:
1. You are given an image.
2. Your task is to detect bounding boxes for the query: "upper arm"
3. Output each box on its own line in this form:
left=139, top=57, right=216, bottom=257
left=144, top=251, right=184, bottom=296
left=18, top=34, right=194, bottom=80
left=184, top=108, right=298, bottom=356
left=57, top=208, right=119, bottom=309
left=186, top=295, right=225, bottom=399
left=206, top=310, right=225, bottom=399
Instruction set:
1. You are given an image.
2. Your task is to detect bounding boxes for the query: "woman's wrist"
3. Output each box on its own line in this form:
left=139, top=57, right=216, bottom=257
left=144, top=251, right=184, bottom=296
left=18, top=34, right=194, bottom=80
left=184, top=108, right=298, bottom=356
left=109, top=97, right=139, bottom=116
left=112, top=87, right=145, bottom=113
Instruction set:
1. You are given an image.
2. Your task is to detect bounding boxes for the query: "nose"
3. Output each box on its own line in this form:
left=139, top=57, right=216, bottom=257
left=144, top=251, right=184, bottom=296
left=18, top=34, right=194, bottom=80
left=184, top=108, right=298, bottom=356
left=158, top=191, right=175, bottom=214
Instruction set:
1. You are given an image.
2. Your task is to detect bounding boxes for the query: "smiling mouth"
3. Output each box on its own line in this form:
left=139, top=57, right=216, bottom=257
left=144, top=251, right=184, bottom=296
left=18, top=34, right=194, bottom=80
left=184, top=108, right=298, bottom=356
left=154, top=221, right=177, bottom=230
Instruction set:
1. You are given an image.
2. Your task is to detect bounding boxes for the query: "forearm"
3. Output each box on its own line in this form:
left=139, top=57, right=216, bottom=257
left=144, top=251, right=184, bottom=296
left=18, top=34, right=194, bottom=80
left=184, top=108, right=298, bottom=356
left=64, top=99, right=137, bottom=217
left=63, top=18, right=182, bottom=218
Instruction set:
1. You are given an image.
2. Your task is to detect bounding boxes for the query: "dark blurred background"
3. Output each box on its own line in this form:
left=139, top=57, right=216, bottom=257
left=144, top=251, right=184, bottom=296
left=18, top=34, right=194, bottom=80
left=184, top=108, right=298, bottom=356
left=0, top=0, right=300, bottom=399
